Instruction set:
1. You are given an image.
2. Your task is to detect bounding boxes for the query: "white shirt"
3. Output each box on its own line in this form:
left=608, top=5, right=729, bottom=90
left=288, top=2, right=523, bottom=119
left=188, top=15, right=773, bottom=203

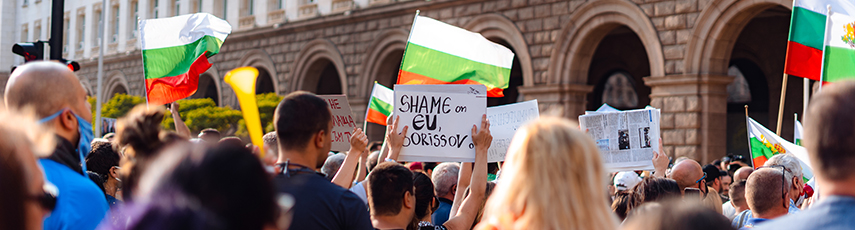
left=349, top=181, right=369, bottom=205
left=722, top=200, right=737, bottom=220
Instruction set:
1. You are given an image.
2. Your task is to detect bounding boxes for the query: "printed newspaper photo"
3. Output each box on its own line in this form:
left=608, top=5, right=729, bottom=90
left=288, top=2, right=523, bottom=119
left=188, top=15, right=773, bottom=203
left=579, top=108, right=661, bottom=172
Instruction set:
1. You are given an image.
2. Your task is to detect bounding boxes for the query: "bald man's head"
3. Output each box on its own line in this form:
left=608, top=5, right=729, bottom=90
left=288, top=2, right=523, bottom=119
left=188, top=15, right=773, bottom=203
left=745, top=168, right=788, bottom=218
left=734, top=167, right=754, bottom=181
left=669, top=159, right=703, bottom=190
left=5, top=61, right=90, bottom=121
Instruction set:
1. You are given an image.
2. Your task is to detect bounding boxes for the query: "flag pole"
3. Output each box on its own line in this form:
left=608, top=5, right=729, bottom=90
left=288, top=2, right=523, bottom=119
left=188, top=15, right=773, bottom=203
left=776, top=73, right=788, bottom=135
left=745, top=105, right=754, bottom=168
left=819, top=5, right=832, bottom=93
left=803, top=78, right=809, bottom=122
left=95, top=0, right=107, bottom=138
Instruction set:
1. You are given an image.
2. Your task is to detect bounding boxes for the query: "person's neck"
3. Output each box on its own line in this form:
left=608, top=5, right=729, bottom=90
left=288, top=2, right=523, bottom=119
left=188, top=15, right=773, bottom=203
left=753, top=208, right=788, bottom=220
left=439, top=194, right=454, bottom=201
left=372, top=214, right=410, bottom=230
left=818, top=175, right=855, bottom=198
left=104, top=179, right=118, bottom=197
left=277, top=147, right=318, bottom=170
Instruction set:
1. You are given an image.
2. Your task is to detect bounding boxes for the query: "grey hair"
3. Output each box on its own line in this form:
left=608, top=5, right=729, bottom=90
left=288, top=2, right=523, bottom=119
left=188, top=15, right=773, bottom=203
left=321, top=153, right=347, bottom=181
left=764, top=154, right=804, bottom=189
left=431, top=162, right=460, bottom=197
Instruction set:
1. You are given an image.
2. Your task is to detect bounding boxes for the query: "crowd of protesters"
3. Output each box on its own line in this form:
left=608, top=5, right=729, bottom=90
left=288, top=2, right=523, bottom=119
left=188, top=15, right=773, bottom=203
left=4, top=61, right=855, bottom=230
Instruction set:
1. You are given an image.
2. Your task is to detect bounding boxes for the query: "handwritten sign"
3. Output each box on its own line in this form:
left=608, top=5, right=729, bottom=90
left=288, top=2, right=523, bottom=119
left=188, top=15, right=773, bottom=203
left=318, top=95, right=357, bottom=152
left=485, top=100, right=539, bottom=162
left=394, top=85, right=487, bottom=162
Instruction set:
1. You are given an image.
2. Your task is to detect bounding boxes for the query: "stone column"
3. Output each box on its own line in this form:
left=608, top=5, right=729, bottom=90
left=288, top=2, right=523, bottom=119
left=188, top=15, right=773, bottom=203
left=518, top=83, right=593, bottom=120
left=644, top=74, right=732, bottom=164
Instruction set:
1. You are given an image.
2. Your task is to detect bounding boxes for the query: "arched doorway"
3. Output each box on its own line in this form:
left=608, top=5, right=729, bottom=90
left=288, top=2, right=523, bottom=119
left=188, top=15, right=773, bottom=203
left=300, top=59, right=343, bottom=94
left=108, top=84, right=128, bottom=99
left=724, top=6, right=791, bottom=158
left=587, top=26, right=651, bottom=111
left=364, top=49, right=403, bottom=142
left=256, top=67, right=276, bottom=94
left=190, top=73, right=220, bottom=105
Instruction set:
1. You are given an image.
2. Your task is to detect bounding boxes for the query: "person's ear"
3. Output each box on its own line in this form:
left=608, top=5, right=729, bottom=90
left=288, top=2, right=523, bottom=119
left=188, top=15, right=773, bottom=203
left=403, top=190, right=415, bottom=209
left=60, top=110, right=77, bottom=131
left=450, top=184, right=457, bottom=196
left=109, top=166, right=120, bottom=179
left=315, top=130, right=326, bottom=149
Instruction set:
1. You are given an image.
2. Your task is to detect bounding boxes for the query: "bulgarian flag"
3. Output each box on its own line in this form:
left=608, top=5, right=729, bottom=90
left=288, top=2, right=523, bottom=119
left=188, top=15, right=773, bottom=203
left=746, top=116, right=813, bottom=180
left=365, top=82, right=393, bottom=126
left=821, top=11, right=855, bottom=82
left=140, top=13, right=232, bottom=105
left=784, top=0, right=855, bottom=80
left=398, top=15, right=515, bottom=97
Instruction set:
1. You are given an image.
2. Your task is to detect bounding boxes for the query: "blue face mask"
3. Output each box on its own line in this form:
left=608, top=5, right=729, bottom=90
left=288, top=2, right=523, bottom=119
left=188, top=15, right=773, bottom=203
left=40, top=109, right=94, bottom=174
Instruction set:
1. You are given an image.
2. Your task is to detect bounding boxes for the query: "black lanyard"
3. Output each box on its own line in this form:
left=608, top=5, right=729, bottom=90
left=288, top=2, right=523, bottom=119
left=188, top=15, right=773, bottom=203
left=277, top=160, right=318, bottom=177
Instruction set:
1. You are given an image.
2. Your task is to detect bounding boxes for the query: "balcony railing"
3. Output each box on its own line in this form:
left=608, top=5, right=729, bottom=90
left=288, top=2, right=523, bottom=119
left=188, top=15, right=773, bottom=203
left=298, top=3, right=318, bottom=20
left=239, top=15, right=256, bottom=30
left=369, top=0, right=392, bottom=6
left=331, top=0, right=353, bottom=14
left=268, top=9, right=286, bottom=23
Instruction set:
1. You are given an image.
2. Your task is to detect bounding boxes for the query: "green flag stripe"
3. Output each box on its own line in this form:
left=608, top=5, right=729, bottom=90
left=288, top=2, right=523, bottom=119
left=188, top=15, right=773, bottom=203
left=823, top=46, right=855, bottom=82
left=750, top=137, right=777, bottom=160
left=369, top=98, right=392, bottom=116
left=401, top=43, right=511, bottom=89
left=142, top=35, right=223, bottom=79
left=789, top=7, right=826, bottom=50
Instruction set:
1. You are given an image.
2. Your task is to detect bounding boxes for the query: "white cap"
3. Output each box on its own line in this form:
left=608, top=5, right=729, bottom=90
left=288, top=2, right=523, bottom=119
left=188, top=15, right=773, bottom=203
left=614, top=171, right=642, bottom=191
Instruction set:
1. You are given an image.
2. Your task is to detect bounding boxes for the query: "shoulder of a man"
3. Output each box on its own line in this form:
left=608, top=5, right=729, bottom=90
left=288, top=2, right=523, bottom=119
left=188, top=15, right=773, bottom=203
left=40, top=159, right=109, bottom=230
left=755, top=197, right=855, bottom=230
left=336, top=186, right=373, bottom=230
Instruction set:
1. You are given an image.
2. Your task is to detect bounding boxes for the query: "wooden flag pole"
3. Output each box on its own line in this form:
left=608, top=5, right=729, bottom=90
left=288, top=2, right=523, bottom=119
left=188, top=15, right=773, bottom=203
left=745, top=105, right=754, bottom=168
left=776, top=73, right=788, bottom=135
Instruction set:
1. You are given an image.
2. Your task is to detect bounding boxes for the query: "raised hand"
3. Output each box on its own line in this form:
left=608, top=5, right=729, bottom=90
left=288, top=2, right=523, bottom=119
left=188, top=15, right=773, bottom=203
left=385, top=115, right=409, bottom=161
left=652, top=138, right=669, bottom=178
left=471, top=114, right=492, bottom=153
left=349, top=127, right=368, bottom=156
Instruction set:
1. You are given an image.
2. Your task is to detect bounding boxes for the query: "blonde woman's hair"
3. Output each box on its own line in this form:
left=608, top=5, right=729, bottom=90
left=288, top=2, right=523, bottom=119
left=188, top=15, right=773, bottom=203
left=477, top=117, right=618, bottom=230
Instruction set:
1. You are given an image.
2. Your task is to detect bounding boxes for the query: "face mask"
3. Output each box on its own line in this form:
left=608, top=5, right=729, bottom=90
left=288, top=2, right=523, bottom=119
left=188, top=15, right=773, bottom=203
left=795, top=193, right=805, bottom=207
left=40, top=109, right=94, bottom=174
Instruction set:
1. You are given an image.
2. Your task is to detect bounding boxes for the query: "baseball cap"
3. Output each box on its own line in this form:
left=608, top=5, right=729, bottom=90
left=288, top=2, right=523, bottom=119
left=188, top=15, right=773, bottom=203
left=614, top=171, right=642, bottom=191
left=702, top=164, right=722, bottom=183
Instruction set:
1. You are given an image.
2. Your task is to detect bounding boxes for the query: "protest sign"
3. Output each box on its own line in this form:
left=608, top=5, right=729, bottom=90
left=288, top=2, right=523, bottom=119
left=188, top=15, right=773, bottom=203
left=578, top=107, right=661, bottom=172
left=394, top=84, right=487, bottom=162
left=485, top=100, right=539, bottom=162
left=318, top=95, right=358, bottom=152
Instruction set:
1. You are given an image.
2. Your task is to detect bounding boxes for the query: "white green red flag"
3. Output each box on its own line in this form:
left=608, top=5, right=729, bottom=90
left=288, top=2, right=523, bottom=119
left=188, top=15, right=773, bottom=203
left=398, top=15, right=515, bottom=97
left=794, top=117, right=805, bottom=146
left=140, top=13, right=231, bottom=105
left=822, top=11, right=855, bottom=82
left=365, top=82, right=393, bottom=126
left=746, top=116, right=813, bottom=180
left=785, top=0, right=855, bottom=80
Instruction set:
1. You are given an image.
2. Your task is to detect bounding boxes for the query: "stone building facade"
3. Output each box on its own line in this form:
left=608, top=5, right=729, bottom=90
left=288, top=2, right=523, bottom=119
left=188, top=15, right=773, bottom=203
left=10, top=0, right=809, bottom=163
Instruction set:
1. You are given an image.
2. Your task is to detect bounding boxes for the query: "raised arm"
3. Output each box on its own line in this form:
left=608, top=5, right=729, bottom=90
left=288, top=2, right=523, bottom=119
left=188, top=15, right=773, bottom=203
left=169, top=102, right=191, bottom=139
left=332, top=127, right=368, bottom=189
left=652, top=139, right=668, bottom=178
left=444, top=115, right=490, bottom=230
left=449, top=162, right=472, bottom=218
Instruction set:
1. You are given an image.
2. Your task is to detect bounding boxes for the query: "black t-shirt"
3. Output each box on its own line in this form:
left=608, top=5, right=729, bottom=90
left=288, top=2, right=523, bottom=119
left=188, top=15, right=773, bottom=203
left=274, top=171, right=374, bottom=230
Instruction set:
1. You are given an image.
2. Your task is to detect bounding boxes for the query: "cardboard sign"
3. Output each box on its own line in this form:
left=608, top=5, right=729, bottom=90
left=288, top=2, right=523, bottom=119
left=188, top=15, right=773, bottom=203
left=101, top=118, right=118, bottom=135
left=394, top=84, right=487, bottom=162
left=485, top=100, right=539, bottom=162
left=318, top=95, right=358, bottom=152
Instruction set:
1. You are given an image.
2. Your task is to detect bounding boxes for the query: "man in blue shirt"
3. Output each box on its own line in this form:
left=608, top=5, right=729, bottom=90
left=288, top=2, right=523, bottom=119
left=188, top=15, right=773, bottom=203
left=5, top=62, right=108, bottom=230
left=272, top=92, right=373, bottom=230
left=757, top=81, right=855, bottom=230
left=733, top=168, right=789, bottom=229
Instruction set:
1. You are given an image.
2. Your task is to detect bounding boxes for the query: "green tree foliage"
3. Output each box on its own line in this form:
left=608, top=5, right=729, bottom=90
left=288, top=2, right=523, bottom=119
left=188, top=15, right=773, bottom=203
left=235, top=93, right=284, bottom=137
left=89, top=94, right=146, bottom=121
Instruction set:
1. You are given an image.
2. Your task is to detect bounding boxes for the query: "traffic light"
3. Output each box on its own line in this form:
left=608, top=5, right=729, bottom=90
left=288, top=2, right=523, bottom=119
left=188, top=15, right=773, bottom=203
left=60, top=59, right=80, bottom=72
left=12, top=42, right=44, bottom=62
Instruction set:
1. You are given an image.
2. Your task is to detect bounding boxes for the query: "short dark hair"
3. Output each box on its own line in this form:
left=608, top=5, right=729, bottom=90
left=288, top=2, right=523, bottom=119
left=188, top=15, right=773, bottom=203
left=413, top=172, right=435, bottom=220
left=631, top=177, right=681, bottom=209
left=729, top=180, right=748, bottom=207
left=274, top=91, right=332, bottom=151
left=86, top=141, right=120, bottom=181
left=805, top=80, right=855, bottom=181
left=262, top=132, right=278, bottom=152
left=368, top=162, right=414, bottom=216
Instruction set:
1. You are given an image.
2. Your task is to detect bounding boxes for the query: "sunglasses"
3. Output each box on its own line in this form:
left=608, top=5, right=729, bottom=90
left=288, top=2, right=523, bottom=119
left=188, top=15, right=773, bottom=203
left=695, top=172, right=708, bottom=199
left=33, top=183, right=58, bottom=212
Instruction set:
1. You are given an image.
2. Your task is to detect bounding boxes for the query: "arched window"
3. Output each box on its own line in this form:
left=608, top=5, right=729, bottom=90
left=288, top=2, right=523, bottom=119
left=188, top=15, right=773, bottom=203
left=727, top=65, right=752, bottom=103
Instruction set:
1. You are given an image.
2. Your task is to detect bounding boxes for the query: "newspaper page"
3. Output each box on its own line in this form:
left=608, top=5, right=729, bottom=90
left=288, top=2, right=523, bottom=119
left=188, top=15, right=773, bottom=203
left=579, top=108, right=660, bottom=172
